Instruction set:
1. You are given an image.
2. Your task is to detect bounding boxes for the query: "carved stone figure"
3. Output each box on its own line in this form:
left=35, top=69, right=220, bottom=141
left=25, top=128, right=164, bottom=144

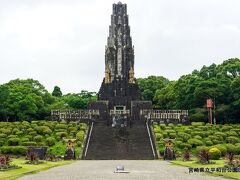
left=129, top=67, right=135, bottom=84
left=105, top=68, right=110, bottom=84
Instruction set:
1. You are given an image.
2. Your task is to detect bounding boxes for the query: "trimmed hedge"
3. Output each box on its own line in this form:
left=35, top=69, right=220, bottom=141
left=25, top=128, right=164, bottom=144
left=209, top=147, right=221, bottom=160
left=0, top=146, right=27, bottom=155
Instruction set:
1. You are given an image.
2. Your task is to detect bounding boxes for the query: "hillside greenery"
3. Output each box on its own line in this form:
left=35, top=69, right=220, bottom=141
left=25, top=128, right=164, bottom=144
left=153, top=122, right=240, bottom=157
left=0, top=121, right=87, bottom=157
left=138, top=58, right=240, bottom=123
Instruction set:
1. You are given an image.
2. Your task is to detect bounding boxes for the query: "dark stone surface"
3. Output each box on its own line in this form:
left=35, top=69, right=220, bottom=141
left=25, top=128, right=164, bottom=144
left=91, top=2, right=151, bottom=119
left=28, top=147, right=47, bottom=160
left=64, top=148, right=76, bottom=160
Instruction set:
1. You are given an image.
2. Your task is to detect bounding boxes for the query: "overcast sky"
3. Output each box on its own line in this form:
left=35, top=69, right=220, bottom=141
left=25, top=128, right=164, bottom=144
left=0, top=0, right=240, bottom=94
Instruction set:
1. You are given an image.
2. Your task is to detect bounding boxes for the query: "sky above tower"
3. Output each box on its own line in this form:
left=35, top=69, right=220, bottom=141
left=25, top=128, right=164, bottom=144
left=0, top=0, right=240, bottom=94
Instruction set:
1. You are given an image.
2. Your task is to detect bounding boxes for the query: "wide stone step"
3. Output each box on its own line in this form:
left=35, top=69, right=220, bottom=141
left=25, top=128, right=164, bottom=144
left=85, top=122, right=154, bottom=160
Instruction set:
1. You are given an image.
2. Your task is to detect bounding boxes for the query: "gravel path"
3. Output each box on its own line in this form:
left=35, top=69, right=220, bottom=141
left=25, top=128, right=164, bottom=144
left=19, top=160, right=225, bottom=180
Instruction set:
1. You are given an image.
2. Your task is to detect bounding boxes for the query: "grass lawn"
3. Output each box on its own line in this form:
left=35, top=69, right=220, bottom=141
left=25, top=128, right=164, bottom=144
left=171, top=158, right=240, bottom=179
left=0, top=158, right=75, bottom=180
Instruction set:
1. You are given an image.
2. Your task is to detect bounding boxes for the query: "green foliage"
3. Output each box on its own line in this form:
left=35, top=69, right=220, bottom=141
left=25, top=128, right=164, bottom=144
left=55, top=124, right=68, bottom=130
left=226, top=144, right=238, bottom=155
left=226, top=136, right=239, bottom=144
left=205, top=140, right=213, bottom=146
left=21, top=141, right=37, bottom=146
left=52, top=86, right=62, bottom=97
left=191, top=122, right=205, bottom=126
left=1, top=146, right=27, bottom=155
left=188, top=138, right=203, bottom=148
left=76, top=131, right=85, bottom=141
left=155, top=133, right=163, bottom=141
left=213, top=144, right=227, bottom=156
left=209, top=147, right=221, bottom=160
left=34, top=135, right=43, bottom=142
left=55, top=132, right=68, bottom=140
left=47, top=142, right=66, bottom=156
left=0, top=133, right=7, bottom=138
left=195, top=146, right=209, bottom=155
left=8, top=138, right=20, bottom=146
left=46, top=137, right=56, bottom=146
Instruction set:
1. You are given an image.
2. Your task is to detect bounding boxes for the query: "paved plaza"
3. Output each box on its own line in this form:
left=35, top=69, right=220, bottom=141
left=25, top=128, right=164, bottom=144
left=20, top=160, right=224, bottom=180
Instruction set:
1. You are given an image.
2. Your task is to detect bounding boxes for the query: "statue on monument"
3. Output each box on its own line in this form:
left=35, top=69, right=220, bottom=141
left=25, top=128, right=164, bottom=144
left=104, top=68, right=110, bottom=84
left=129, top=67, right=136, bottom=84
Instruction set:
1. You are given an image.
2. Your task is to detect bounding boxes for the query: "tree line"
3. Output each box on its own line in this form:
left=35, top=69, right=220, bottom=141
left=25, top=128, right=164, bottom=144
left=138, top=58, right=240, bottom=123
left=0, top=58, right=239, bottom=123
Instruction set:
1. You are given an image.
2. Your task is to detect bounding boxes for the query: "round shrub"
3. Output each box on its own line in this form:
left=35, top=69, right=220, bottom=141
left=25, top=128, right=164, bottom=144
left=0, top=133, right=7, bottom=138
left=155, top=133, right=163, bottom=141
left=22, top=141, right=37, bottom=146
left=176, top=138, right=183, bottom=142
left=227, top=131, right=238, bottom=137
left=160, top=124, right=166, bottom=130
left=174, top=141, right=183, bottom=147
left=212, top=139, right=223, bottom=145
left=221, top=126, right=232, bottom=132
left=188, top=138, right=203, bottom=148
left=191, top=122, right=205, bottom=126
left=46, top=137, right=56, bottom=146
left=162, top=132, right=168, bottom=138
left=27, top=128, right=34, bottom=133
left=196, top=146, right=209, bottom=155
left=39, top=126, right=52, bottom=135
left=184, top=129, right=191, bottom=134
left=159, top=147, right=165, bottom=155
left=214, top=132, right=227, bottom=139
left=55, top=124, right=68, bottom=130
left=165, top=130, right=176, bottom=135
left=8, top=135, right=18, bottom=139
left=205, top=140, right=213, bottom=146
left=209, top=147, right=221, bottom=160
left=80, top=123, right=87, bottom=132
left=169, top=133, right=177, bottom=139
left=1, top=128, right=12, bottom=135
left=194, top=135, right=202, bottom=140
left=68, top=127, right=77, bottom=132
left=0, top=140, right=5, bottom=146
left=213, top=144, right=227, bottom=156
left=76, top=131, right=85, bottom=141
left=12, top=128, right=19, bottom=134
left=14, top=146, right=27, bottom=155
left=55, top=132, right=68, bottom=140
left=179, top=143, right=192, bottom=150
left=178, top=132, right=191, bottom=142
left=16, top=131, right=23, bottom=136
left=24, top=135, right=33, bottom=141
left=21, top=137, right=30, bottom=142
left=29, top=131, right=37, bottom=136
left=226, top=144, right=238, bottom=155
left=209, top=135, right=223, bottom=141
left=8, top=138, right=20, bottom=146
left=76, top=141, right=82, bottom=147
left=226, top=136, right=239, bottom=144
left=34, top=135, right=43, bottom=142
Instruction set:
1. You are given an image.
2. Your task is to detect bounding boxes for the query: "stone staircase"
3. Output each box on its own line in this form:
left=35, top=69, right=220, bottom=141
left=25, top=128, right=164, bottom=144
left=84, top=121, right=154, bottom=160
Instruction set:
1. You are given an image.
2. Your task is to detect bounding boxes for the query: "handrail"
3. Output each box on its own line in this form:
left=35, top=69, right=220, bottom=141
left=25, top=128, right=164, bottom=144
left=82, top=122, right=94, bottom=159
left=146, top=120, right=156, bottom=158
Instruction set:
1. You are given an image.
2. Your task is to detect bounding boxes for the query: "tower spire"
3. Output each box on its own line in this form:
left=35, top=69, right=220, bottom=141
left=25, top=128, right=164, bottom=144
left=105, top=2, right=134, bottom=82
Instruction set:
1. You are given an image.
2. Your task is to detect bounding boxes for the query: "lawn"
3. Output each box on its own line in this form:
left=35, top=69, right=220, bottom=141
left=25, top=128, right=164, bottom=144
left=0, top=158, right=74, bottom=180
left=171, top=159, right=240, bottom=179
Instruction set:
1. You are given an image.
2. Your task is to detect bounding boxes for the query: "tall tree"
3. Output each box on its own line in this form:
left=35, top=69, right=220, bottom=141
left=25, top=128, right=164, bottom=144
left=52, top=86, right=62, bottom=97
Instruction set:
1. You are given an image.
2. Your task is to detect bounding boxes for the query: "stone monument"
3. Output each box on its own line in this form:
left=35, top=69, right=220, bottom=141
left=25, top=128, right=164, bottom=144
left=89, top=2, right=152, bottom=122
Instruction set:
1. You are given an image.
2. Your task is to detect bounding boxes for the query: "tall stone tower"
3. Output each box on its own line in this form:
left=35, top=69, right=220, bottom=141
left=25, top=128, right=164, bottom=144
left=98, top=2, right=141, bottom=110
